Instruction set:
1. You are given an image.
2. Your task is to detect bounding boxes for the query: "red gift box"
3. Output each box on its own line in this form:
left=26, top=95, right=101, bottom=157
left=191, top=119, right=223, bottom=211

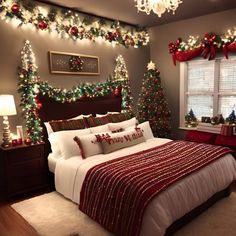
left=220, top=124, right=233, bottom=136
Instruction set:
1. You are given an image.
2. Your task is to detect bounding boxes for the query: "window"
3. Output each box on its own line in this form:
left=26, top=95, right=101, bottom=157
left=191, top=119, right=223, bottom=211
left=180, top=56, right=236, bottom=127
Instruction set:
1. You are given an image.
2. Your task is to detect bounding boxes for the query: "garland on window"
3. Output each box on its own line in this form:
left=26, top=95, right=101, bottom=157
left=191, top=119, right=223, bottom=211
left=18, top=40, right=133, bottom=144
left=169, top=29, right=236, bottom=65
left=0, top=0, right=149, bottom=48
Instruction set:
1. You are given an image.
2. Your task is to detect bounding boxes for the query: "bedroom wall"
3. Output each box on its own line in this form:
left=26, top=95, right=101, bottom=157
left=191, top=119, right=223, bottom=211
left=149, top=8, right=236, bottom=139
left=0, top=2, right=150, bottom=137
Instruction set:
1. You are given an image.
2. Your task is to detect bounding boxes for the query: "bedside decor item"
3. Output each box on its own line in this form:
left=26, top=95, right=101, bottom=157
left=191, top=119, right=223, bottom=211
left=226, top=110, right=236, bottom=124
left=49, top=51, right=99, bottom=75
left=0, top=95, right=17, bottom=147
left=221, top=124, right=234, bottom=137
left=134, top=0, right=182, bottom=17
left=16, top=125, right=24, bottom=140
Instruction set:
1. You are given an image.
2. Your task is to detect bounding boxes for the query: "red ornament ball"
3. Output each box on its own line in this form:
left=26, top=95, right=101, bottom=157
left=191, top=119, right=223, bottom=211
left=114, top=88, right=121, bottom=97
left=11, top=3, right=20, bottom=14
left=38, top=21, right=48, bottom=30
left=70, top=26, right=78, bottom=36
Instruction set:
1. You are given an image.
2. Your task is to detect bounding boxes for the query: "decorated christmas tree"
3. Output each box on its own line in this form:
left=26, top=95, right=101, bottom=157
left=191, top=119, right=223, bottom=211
left=18, top=40, right=43, bottom=144
left=226, top=110, right=236, bottom=124
left=137, top=61, right=171, bottom=137
left=114, top=55, right=133, bottom=113
left=114, top=55, right=129, bottom=81
left=185, top=109, right=197, bottom=127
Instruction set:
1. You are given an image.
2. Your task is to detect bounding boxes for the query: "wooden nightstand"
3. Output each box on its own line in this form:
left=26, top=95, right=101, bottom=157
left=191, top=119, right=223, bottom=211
left=0, top=143, right=48, bottom=199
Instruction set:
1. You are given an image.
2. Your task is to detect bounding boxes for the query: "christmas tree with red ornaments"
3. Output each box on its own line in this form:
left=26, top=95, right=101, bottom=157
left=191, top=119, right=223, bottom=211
left=137, top=61, right=171, bottom=138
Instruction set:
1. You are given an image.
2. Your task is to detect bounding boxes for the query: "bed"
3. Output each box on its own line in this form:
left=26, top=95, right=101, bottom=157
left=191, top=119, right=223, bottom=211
left=38, top=93, right=236, bottom=236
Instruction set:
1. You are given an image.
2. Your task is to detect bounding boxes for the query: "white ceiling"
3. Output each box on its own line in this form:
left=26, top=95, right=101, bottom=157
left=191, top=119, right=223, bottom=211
left=38, top=0, right=236, bottom=27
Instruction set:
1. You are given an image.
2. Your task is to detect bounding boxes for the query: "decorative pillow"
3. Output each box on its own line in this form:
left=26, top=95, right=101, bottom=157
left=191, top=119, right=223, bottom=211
left=74, top=133, right=104, bottom=159
left=127, top=121, right=154, bottom=140
left=70, top=114, right=92, bottom=120
left=90, top=124, right=110, bottom=133
left=49, top=118, right=86, bottom=132
left=96, top=128, right=145, bottom=154
left=107, top=112, right=133, bottom=123
left=51, top=128, right=91, bottom=159
left=85, top=116, right=110, bottom=127
left=108, top=117, right=137, bottom=132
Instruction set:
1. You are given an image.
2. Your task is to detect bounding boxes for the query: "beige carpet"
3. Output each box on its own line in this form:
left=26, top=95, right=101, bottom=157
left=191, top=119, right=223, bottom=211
left=11, top=191, right=236, bottom=236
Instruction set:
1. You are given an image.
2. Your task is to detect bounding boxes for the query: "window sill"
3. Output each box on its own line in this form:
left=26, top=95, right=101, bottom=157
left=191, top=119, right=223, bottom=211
left=179, top=126, right=197, bottom=131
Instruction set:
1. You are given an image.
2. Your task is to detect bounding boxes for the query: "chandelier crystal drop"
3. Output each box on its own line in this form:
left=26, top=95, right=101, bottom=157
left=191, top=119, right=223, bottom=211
left=134, top=0, right=182, bottom=17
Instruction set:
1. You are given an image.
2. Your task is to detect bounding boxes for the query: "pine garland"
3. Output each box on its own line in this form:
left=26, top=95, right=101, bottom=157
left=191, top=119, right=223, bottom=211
left=18, top=40, right=133, bottom=144
left=0, top=0, right=149, bottom=48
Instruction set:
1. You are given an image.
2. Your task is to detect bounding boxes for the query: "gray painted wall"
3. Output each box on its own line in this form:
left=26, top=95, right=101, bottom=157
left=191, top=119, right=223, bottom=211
left=149, top=9, right=236, bottom=139
left=0, top=7, right=150, bottom=137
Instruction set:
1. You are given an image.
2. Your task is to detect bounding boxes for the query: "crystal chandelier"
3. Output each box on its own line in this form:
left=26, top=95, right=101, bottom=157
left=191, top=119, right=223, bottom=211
left=134, top=0, right=182, bottom=17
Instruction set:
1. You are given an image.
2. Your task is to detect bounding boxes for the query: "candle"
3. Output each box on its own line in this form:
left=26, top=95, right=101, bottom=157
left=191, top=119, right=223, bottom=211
left=16, top=126, right=24, bottom=140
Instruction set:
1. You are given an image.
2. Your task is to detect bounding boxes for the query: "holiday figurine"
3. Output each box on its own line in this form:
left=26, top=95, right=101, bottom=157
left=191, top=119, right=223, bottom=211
left=185, top=109, right=197, bottom=127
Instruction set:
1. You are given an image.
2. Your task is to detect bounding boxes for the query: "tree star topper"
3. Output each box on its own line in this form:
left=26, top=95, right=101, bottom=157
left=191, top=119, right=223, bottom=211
left=147, top=61, right=156, bottom=70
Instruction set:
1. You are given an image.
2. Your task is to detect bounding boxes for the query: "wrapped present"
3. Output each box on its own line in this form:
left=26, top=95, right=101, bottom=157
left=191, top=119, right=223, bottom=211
left=220, top=124, right=233, bottom=136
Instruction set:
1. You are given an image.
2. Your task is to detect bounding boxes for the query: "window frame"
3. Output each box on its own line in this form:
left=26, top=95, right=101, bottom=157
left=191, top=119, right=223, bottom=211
left=179, top=56, right=236, bottom=128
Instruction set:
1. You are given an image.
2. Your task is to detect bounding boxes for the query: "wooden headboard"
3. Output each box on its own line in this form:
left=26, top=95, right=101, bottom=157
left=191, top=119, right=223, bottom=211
left=38, top=93, right=122, bottom=122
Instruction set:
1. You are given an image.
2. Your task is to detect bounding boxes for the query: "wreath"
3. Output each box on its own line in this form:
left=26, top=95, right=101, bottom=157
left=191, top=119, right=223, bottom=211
left=69, top=56, right=84, bottom=71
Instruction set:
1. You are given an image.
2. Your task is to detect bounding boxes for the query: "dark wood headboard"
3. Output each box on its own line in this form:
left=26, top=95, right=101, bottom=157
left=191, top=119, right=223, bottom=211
left=38, top=93, right=122, bottom=122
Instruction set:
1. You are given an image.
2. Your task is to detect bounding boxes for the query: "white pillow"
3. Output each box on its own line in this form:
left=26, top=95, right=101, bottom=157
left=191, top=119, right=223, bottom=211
left=48, top=133, right=62, bottom=158
left=127, top=121, right=154, bottom=140
left=51, top=128, right=91, bottom=159
left=44, top=122, right=54, bottom=136
left=108, top=117, right=137, bottom=132
left=107, top=111, right=120, bottom=114
left=74, top=133, right=104, bottom=159
left=90, top=124, right=110, bottom=133
left=95, top=114, right=107, bottom=117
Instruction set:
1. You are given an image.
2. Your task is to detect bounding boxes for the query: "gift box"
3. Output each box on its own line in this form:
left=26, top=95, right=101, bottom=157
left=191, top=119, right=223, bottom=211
left=220, top=124, right=233, bottom=136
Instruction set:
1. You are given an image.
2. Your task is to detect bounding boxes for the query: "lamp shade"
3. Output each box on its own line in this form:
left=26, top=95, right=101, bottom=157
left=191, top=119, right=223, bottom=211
left=0, top=95, right=17, bottom=116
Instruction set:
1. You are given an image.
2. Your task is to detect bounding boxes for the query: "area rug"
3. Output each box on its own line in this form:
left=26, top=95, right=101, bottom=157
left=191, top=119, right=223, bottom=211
left=11, top=191, right=236, bottom=236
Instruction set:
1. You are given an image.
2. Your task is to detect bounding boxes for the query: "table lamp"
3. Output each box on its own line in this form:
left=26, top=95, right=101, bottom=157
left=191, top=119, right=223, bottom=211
left=0, top=95, right=17, bottom=147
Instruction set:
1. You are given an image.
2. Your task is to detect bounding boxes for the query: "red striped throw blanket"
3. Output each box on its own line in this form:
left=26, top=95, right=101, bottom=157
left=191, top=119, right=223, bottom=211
left=79, top=140, right=232, bottom=236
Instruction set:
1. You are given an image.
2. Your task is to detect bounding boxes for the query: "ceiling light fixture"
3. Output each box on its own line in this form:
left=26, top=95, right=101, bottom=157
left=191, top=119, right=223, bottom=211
left=134, top=0, right=182, bottom=17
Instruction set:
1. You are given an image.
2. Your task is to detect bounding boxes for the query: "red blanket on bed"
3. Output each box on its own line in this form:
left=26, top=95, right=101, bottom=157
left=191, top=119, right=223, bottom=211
left=79, top=140, right=232, bottom=236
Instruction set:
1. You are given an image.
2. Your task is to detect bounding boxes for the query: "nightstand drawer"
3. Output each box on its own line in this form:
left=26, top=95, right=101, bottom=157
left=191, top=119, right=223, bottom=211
left=6, top=145, right=43, bottom=164
left=7, top=159, right=44, bottom=178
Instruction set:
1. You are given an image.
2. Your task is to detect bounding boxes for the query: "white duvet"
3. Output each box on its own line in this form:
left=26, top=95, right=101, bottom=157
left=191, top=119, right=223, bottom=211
left=55, top=138, right=236, bottom=236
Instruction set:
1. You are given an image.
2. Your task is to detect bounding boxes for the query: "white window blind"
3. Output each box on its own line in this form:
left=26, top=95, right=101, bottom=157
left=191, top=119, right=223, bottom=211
left=180, top=56, right=236, bottom=127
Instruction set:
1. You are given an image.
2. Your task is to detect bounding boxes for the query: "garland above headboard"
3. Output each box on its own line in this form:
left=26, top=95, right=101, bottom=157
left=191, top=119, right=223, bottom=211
left=18, top=40, right=132, bottom=144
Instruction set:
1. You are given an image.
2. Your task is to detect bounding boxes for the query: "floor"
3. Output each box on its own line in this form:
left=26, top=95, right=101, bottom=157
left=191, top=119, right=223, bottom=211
left=0, top=181, right=235, bottom=236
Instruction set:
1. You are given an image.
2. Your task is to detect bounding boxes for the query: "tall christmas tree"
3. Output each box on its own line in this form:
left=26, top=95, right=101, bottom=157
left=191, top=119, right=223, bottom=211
left=114, top=55, right=133, bottom=113
left=137, top=61, right=171, bottom=138
left=18, top=40, right=43, bottom=144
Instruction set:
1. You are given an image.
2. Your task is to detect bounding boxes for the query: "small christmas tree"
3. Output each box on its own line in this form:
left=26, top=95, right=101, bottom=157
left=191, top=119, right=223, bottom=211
left=114, top=55, right=128, bottom=81
left=185, top=109, right=197, bottom=127
left=137, top=61, right=171, bottom=138
left=114, top=55, right=133, bottom=113
left=226, top=110, right=236, bottom=124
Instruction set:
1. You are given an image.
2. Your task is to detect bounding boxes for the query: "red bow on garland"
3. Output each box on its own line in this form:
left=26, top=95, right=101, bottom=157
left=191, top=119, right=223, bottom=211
left=168, top=38, right=182, bottom=65
left=202, top=33, right=219, bottom=60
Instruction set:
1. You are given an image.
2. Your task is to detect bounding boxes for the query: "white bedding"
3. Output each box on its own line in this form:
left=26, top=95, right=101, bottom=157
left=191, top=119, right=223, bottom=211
left=55, top=138, right=236, bottom=236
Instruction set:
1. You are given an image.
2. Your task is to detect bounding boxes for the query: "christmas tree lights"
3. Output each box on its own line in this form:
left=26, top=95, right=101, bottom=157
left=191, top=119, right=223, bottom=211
left=137, top=61, right=171, bottom=138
